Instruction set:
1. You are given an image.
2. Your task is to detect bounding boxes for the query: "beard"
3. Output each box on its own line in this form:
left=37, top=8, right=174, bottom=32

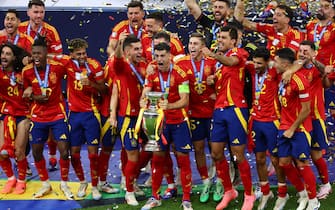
left=316, top=12, right=326, bottom=20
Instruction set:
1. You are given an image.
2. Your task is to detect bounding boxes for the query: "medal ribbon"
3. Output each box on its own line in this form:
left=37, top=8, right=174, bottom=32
left=159, top=64, right=173, bottom=93
left=34, top=64, right=50, bottom=88
left=27, top=24, right=43, bottom=40
left=129, top=63, right=144, bottom=86
left=72, top=59, right=92, bottom=76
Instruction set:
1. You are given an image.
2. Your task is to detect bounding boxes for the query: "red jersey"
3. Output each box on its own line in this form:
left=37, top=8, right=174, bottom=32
left=248, top=65, right=281, bottom=121
left=0, top=33, right=33, bottom=53
left=214, top=48, right=249, bottom=109
left=55, top=56, right=104, bottom=112
left=114, top=57, right=147, bottom=117
left=256, top=23, right=304, bottom=58
left=0, top=68, right=29, bottom=116
left=300, top=65, right=325, bottom=120
left=100, top=57, right=116, bottom=117
left=109, top=20, right=145, bottom=42
left=144, top=64, right=189, bottom=124
left=279, top=71, right=312, bottom=131
left=22, top=60, right=67, bottom=122
left=176, top=55, right=216, bottom=118
left=18, top=21, right=62, bottom=54
left=306, top=19, right=335, bottom=65
left=142, top=33, right=185, bottom=62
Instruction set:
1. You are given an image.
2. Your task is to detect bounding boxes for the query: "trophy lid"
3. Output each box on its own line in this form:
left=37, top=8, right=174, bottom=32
left=145, top=91, right=164, bottom=98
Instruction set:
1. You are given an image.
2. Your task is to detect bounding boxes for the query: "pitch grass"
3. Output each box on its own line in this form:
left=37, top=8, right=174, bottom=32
left=77, top=184, right=334, bottom=210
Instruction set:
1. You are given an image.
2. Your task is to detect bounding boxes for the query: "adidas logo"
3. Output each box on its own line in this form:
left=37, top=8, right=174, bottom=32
left=59, top=134, right=67, bottom=140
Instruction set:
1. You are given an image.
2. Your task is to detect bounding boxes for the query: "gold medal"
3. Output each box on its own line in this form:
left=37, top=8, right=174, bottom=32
left=254, top=100, right=259, bottom=106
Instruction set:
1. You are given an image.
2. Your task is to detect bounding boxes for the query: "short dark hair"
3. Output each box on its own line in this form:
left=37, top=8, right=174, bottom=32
left=275, top=48, right=296, bottom=64
left=227, top=18, right=243, bottom=31
left=28, top=0, right=45, bottom=8
left=123, top=34, right=141, bottom=51
left=146, top=12, right=163, bottom=23
left=276, top=5, right=293, bottom=21
left=153, top=31, right=170, bottom=43
left=189, top=32, right=206, bottom=45
left=154, top=42, right=170, bottom=53
left=300, top=40, right=316, bottom=51
left=68, top=38, right=88, bottom=52
left=32, top=35, right=47, bottom=48
left=253, top=47, right=270, bottom=61
left=220, top=26, right=238, bottom=40
left=216, top=0, right=231, bottom=8
left=127, top=1, right=144, bottom=10
left=6, top=9, right=20, bottom=19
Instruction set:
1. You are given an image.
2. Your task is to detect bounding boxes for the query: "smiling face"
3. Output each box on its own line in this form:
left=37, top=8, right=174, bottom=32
left=31, top=45, right=47, bottom=69
left=253, top=57, right=268, bottom=74
left=273, top=8, right=290, bottom=32
left=154, top=49, right=170, bottom=72
left=27, top=5, right=45, bottom=27
left=212, top=1, right=229, bottom=22
left=145, top=18, right=162, bottom=37
left=298, top=44, right=315, bottom=64
left=217, top=31, right=235, bottom=52
left=70, top=47, right=87, bottom=66
left=0, top=46, right=15, bottom=70
left=317, top=0, right=335, bottom=20
left=4, top=12, right=20, bottom=36
left=188, top=36, right=204, bottom=60
left=127, top=6, right=144, bottom=29
left=125, top=41, right=143, bottom=64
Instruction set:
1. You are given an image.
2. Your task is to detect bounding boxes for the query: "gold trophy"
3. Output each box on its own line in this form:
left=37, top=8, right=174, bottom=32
left=134, top=92, right=165, bottom=152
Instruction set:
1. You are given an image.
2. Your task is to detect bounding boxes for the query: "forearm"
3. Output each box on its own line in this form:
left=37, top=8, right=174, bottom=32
left=109, top=84, right=118, bottom=115
left=167, top=94, right=189, bottom=110
left=312, top=58, right=326, bottom=74
left=289, top=104, right=310, bottom=131
left=234, top=0, right=245, bottom=22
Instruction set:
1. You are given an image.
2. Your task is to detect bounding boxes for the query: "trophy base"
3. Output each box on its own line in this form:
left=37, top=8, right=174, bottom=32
left=144, top=140, right=161, bottom=152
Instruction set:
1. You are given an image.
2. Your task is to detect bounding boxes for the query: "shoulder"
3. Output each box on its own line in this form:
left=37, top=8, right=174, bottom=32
left=87, top=58, right=102, bottom=69
left=113, top=20, right=129, bottom=31
left=22, top=64, right=33, bottom=74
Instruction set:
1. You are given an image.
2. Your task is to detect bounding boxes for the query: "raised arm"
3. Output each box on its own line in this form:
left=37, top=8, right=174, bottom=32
left=184, top=0, right=202, bottom=20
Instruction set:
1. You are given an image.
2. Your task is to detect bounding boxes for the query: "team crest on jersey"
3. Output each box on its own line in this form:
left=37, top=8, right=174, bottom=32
left=204, top=67, right=211, bottom=75
left=323, top=31, right=331, bottom=42
left=307, top=72, right=313, bottom=82
left=49, top=72, right=57, bottom=84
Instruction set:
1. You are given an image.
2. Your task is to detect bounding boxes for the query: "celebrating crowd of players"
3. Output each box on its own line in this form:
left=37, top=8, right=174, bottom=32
left=0, top=0, right=335, bottom=210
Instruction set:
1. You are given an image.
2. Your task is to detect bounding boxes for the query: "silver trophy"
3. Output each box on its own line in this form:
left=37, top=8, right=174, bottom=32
left=142, top=91, right=164, bottom=152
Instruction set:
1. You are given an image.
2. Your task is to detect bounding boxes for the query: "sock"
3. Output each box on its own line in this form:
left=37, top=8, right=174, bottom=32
left=238, top=159, right=253, bottom=195
left=71, top=153, right=85, bottom=181
left=47, top=139, right=57, bottom=156
left=314, top=157, right=329, bottom=184
left=120, top=148, right=127, bottom=175
left=164, top=152, right=175, bottom=184
left=135, top=150, right=152, bottom=178
left=17, top=158, right=28, bottom=181
left=280, top=163, right=305, bottom=192
left=298, top=165, right=317, bottom=199
left=197, top=165, right=209, bottom=180
left=35, top=158, right=49, bottom=181
left=125, top=160, right=138, bottom=192
left=0, top=158, right=14, bottom=178
left=89, top=153, right=99, bottom=187
left=151, top=155, right=165, bottom=199
left=176, top=155, right=192, bottom=201
left=215, top=158, right=233, bottom=192
left=59, top=158, right=70, bottom=181
left=260, top=182, right=270, bottom=195
left=98, top=151, right=111, bottom=182
left=277, top=183, right=287, bottom=197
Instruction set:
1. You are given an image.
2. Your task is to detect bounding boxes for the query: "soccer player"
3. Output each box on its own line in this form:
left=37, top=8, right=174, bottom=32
left=176, top=32, right=216, bottom=203
left=18, top=0, right=62, bottom=55
left=18, top=0, right=63, bottom=170
left=236, top=0, right=304, bottom=58
left=296, top=41, right=332, bottom=199
left=140, top=42, right=193, bottom=210
left=248, top=48, right=308, bottom=210
left=184, top=0, right=231, bottom=49
left=203, top=26, right=254, bottom=210
left=54, top=38, right=107, bottom=200
left=274, top=48, right=320, bottom=210
left=0, top=9, right=33, bottom=54
left=0, top=43, right=30, bottom=194
left=142, top=12, right=185, bottom=62
left=22, top=36, right=73, bottom=199
left=97, top=57, right=120, bottom=195
left=106, top=1, right=145, bottom=56
left=112, top=34, right=147, bottom=206
left=306, top=0, right=335, bottom=66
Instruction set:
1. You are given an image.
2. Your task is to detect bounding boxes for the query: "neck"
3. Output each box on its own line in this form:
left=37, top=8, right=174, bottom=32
left=277, top=24, right=289, bottom=33
left=29, top=20, right=41, bottom=30
left=7, top=30, right=17, bottom=37
left=3, top=66, right=13, bottom=72
left=320, top=17, right=332, bottom=25
left=193, top=53, right=203, bottom=62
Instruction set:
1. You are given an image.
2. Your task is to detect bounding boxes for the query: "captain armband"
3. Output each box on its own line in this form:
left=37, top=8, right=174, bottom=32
left=178, top=83, right=190, bottom=93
